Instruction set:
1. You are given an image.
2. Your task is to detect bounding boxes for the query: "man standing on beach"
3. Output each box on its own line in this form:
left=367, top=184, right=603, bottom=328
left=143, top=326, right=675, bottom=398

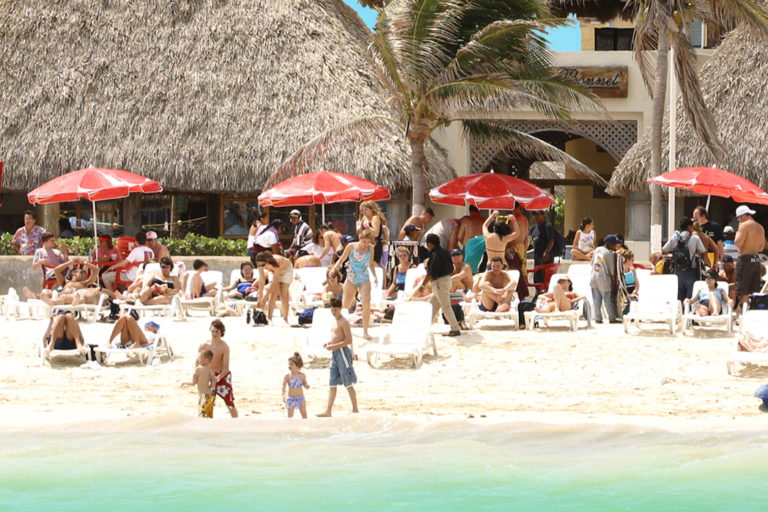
left=734, top=205, right=766, bottom=309
left=12, top=210, right=46, bottom=256
left=318, top=298, right=358, bottom=417
left=453, top=206, right=485, bottom=249
left=398, top=208, right=434, bottom=241
left=420, top=234, right=461, bottom=336
left=288, top=209, right=312, bottom=256
left=198, top=318, right=238, bottom=418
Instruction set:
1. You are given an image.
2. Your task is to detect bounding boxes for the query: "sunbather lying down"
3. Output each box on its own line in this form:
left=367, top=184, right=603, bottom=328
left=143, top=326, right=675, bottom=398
left=738, top=331, right=768, bottom=353
left=535, top=278, right=583, bottom=313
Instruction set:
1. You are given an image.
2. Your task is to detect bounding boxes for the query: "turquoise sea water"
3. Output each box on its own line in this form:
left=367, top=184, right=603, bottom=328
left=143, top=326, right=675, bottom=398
left=2, top=416, right=767, bottom=511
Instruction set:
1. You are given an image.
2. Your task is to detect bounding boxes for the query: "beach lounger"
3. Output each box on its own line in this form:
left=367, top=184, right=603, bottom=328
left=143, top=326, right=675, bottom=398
left=301, top=308, right=355, bottom=361
left=726, top=310, right=768, bottom=375
left=115, top=263, right=185, bottom=319
left=466, top=270, right=521, bottom=330
left=178, top=270, right=223, bottom=319
left=51, top=292, right=111, bottom=323
left=39, top=337, right=87, bottom=367
left=623, top=274, right=681, bottom=335
left=93, top=334, right=175, bottom=366
left=682, top=281, right=733, bottom=335
left=294, top=266, right=329, bottom=309
left=524, top=272, right=592, bottom=331
left=366, top=301, right=436, bottom=368
left=4, top=288, right=52, bottom=320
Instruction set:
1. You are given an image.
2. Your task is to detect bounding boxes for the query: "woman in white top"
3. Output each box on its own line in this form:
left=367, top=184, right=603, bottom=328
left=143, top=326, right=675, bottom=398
left=571, top=217, right=597, bottom=261
left=247, top=210, right=269, bottom=258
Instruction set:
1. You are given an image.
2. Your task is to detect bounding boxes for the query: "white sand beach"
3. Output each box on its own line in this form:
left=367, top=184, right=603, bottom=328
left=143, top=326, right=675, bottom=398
left=1, top=314, right=765, bottom=432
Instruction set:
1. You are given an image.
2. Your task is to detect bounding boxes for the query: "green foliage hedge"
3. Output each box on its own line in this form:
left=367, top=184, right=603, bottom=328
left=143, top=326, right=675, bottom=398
left=0, top=233, right=247, bottom=256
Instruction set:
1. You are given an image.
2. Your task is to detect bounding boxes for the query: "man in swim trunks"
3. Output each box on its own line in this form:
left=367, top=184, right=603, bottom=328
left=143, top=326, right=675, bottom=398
left=198, top=319, right=238, bottom=418
left=477, top=257, right=516, bottom=313
left=450, top=249, right=474, bottom=291
left=182, top=349, right=217, bottom=418
left=317, top=298, right=358, bottom=417
left=734, top=205, right=766, bottom=311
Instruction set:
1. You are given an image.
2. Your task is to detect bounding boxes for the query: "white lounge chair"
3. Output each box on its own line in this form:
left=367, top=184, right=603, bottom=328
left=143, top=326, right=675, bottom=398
left=115, top=263, right=184, bottom=319
left=466, top=270, right=520, bottom=330
left=726, top=310, right=768, bottom=375
left=178, top=270, right=223, bottom=319
left=294, top=266, right=329, bottom=309
left=366, top=301, right=437, bottom=368
left=39, top=337, right=87, bottom=366
left=682, top=281, right=733, bottom=335
left=94, top=334, right=174, bottom=366
left=4, top=288, right=52, bottom=320
left=524, top=272, right=592, bottom=331
left=623, top=274, right=681, bottom=335
left=51, top=292, right=111, bottom=323
left=403, top=266, right=427, bottom=296
left=302, top=307, right=352, bottom=360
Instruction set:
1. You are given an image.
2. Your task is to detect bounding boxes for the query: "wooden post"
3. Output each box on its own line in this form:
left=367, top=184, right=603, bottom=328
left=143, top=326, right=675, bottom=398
left=40, top=203, right=60, bottom=237
left=123, top=195, right=142, bottom=235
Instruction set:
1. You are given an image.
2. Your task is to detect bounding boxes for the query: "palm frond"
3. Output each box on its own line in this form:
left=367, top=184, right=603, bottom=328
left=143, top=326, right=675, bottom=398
left=703, top=0, right=768, bottom=34
left=461, top=119, right=608, bottom=186
left=632, top=4, right=660, bottom=97
left=270, top=115, right=401, bottom=188
left=368, top=30, right=411, bottom=113
left=546, top=0, right=634, bottom=22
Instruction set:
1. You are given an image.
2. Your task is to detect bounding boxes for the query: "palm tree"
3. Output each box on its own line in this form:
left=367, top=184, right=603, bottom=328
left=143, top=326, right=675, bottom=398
left=548, top=0, right=768, bottom=249
left=273, top=0, right=605, bottom=216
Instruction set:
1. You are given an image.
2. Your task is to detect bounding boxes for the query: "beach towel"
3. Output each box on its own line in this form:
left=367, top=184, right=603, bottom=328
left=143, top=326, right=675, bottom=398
left=464, top=236, right=485, bottom=274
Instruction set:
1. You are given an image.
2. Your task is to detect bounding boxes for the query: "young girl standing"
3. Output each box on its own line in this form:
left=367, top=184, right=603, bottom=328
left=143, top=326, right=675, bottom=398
left=332, top=229, right=377, bottom=340
left=282, top=352, right=310, bottom=419
left=571, top=217, right=597, bottom=261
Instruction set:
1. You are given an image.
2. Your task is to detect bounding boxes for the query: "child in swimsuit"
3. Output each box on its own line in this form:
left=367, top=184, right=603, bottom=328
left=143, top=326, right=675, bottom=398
left=282, top=352, right=310, bottom=419
left=182, top=349, right=217, bottom=418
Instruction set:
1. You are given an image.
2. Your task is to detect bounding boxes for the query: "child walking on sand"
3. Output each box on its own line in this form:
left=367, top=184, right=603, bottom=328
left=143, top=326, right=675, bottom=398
left=282, top=352, right=310, bottom=419
left=182, top=349, right=217, bottom=418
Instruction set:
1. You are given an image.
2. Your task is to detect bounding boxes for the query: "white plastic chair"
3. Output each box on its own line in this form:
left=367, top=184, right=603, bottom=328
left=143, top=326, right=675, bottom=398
left=94, top=334, right=175, bottom=366
left=466, top=270, right=520, bottom=330
left=727, top=310, right=768, bottom=374
left=178, top=270, right=223, bottom=318
left=295, top=267, right=329, bottom=308
left=623, top=274, right=681, bottom=334
left=682, top=281, right=733, bottom=335
left=366, top=302, right=437, bottom=368
left=524, top=272, right=591, bottom=331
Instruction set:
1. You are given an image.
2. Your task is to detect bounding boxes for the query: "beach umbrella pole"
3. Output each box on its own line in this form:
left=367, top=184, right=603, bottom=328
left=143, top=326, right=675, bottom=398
left=706, top=194, right=711, bottom=211
left=322, top=203, right=325, bottom=224
left=92, top=201, right=98, bottom=257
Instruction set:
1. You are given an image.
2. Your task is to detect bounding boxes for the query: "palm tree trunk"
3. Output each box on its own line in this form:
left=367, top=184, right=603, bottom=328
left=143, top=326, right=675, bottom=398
left=408, top=126, right=429, bottom=217
left=649, top=31, right=670, bottom=253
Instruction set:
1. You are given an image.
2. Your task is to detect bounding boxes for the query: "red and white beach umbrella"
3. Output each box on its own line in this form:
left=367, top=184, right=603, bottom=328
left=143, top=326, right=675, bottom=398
left=429, top=171, right=554, bottom=210
left=258, top=170, right=390, bottom=222
left=28, top=166, right=163, bottom=250
left=648, top=166, right=768, bottom=207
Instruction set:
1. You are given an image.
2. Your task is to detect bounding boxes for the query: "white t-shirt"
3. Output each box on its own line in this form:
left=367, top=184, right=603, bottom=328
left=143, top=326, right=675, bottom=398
left=421, top=218, right=459, bottom=249
left=255, top=228, right=279, bottom=249
left=125, top=246, right=154, bottom=281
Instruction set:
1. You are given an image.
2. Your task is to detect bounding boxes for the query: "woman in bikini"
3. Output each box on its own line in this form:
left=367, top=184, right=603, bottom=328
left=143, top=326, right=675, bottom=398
left=255, top=251, right=294, bottom=324
left=385, top=246, right=414, bottom=298
left=356, top=201, right=387, bottom=266
left=322, top=268, right=344, bottom=303
left=320, top=223, right=343, bottom=267
left=332, top=229, right=377, bottom=340
left=282, top=352, right=310, bottom=419
left=482, top=210, right=518, bottom=270
left=42, top=312, right=85, bottom=355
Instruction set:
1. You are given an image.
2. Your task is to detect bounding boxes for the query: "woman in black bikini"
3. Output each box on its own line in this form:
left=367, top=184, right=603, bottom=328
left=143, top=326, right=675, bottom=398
left=42, top=312, right=85, bottom=355
left=481, top=210, right=518, bottom=270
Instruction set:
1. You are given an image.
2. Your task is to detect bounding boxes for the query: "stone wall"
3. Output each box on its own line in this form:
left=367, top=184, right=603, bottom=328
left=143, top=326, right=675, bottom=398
left=0, top=256, right=252, bottom=294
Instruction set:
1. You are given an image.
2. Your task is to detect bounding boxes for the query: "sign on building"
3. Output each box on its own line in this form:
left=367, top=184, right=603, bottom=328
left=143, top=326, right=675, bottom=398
left=558, top=66, right=628, bottom=98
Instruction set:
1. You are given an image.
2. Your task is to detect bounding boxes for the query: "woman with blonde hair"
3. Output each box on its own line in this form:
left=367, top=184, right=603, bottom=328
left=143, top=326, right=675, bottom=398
left=357, top=201, right=387, bottom=265
left=332, top=229, right=377, bottom=340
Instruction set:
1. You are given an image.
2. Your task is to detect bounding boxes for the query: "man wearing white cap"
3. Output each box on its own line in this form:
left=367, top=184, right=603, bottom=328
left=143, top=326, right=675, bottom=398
left=146, top=231, right=170, bottom=261
left=734, top=205, right=766, bottom=308
left=288, top=209, right=313, bottom=256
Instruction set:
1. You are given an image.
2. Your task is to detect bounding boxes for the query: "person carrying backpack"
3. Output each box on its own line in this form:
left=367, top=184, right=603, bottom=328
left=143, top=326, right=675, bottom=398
left=662, top=217, right=707, bottom=302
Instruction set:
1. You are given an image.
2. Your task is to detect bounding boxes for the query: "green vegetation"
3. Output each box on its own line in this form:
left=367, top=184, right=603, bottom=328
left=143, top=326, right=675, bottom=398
left=0, top=233, right=247, bottom=256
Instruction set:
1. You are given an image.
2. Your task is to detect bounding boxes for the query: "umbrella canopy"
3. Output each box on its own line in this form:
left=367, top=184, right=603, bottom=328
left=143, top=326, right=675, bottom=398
left=27, top=167, right=163, bottom=204
left=647, top=167, right=768, bottom=206
left=258, top=171, right=390, bottom=207
left=429, top=172, right=555, bottom=210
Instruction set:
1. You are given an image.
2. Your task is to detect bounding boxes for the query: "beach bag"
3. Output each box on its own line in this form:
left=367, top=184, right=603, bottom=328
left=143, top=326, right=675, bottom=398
left=298, top=306, right=317, bottom=325
left=749, top=294, right=768, bottom=310
left=250, top=310, right=268, bottom=325
left=518, top=301, right=535, bottom=327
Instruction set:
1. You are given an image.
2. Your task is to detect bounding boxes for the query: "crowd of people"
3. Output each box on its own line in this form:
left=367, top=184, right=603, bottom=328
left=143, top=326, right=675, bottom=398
left=13, top=199, right=768, bottom=419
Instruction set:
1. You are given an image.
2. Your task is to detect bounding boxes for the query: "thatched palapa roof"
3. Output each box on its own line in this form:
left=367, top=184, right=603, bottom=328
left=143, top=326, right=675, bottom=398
left=608, top=27, right=768, bottom=195
left=0, top=0, right=453, bottom=193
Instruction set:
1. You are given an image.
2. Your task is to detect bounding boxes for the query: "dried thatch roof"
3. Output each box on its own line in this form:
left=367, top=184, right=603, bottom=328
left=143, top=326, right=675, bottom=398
left=547, top=0, right=637, bottom=23
left=0, top=0, right=453, bottom=193
left=608, top=27, right=768, bottom=194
